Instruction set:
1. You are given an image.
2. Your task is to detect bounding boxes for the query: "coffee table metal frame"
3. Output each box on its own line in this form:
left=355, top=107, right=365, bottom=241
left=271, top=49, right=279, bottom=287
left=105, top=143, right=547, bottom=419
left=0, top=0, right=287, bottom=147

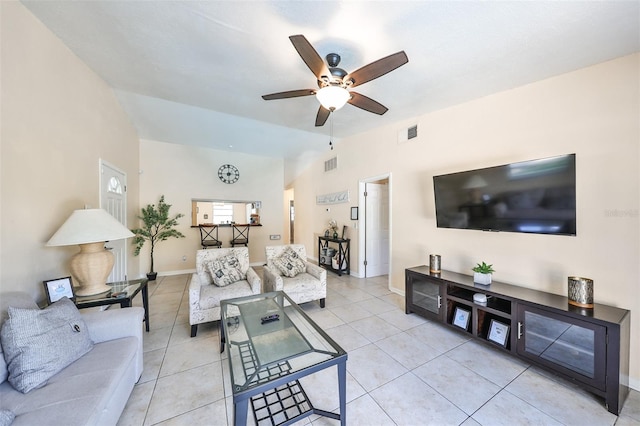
left=220, top=291, right=347, bottom=426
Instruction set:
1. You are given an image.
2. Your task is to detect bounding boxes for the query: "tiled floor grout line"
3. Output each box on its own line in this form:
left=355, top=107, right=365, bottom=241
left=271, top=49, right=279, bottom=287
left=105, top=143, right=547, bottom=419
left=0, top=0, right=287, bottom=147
left=121, top=273, right=638, bottom=426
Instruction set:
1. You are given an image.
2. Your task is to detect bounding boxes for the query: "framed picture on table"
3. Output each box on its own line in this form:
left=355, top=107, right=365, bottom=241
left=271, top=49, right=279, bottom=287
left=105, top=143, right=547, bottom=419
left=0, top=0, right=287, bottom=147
left=452, top=307, right=470, bottom=330
left=487, top=319, right=510, bottom=347
left=43, top=276, right=75, bottom=304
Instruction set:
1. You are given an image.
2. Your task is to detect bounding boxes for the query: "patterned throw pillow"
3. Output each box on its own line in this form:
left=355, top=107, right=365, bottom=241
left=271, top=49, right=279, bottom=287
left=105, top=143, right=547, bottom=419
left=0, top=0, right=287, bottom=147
left=273, top=247, right=307, bottom=278
left=207, top=254, right=246, bottom=287
left=0, top=297, right=94, bottom=393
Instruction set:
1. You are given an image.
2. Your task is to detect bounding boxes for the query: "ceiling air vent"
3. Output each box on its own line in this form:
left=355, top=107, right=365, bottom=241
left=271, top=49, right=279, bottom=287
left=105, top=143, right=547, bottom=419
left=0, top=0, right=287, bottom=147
left=324, top=156, right=337, bottom=172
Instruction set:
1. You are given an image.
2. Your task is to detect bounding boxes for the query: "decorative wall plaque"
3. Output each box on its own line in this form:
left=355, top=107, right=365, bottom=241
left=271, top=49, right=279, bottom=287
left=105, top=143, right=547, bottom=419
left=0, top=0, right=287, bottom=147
left=316, top=190, right=350, bottom=205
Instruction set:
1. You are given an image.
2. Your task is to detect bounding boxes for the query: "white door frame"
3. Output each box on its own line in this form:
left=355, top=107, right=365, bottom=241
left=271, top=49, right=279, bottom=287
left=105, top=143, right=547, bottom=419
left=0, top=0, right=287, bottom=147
left=357, top=172, right=392, bottom=287
left=99, top=159, right=128, bottom=282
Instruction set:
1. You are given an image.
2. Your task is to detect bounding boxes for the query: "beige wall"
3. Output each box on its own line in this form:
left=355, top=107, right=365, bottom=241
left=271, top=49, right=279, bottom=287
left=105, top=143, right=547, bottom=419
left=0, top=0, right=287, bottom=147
left=291, top=54, right=640, bottom=388
left=0, top=2, right=141, bottom=299
left=137, top=139, right=284, bottom=272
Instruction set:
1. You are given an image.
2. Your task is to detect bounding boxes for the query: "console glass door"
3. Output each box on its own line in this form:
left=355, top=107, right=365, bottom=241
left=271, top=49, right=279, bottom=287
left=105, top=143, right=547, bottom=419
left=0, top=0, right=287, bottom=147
left=411, top=278, right=441, bottom=316
left=517, top=305, right=606, bottom=389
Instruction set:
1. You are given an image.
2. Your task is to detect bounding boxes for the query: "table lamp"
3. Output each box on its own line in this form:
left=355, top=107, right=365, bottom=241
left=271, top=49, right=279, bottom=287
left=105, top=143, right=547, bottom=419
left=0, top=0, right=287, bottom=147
left=46, top=208, right=134, bottom=296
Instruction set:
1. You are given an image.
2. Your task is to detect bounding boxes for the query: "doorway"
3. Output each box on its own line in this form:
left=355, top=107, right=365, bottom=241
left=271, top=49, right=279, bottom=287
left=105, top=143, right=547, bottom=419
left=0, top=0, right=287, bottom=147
left=289, top=200, right=295, bottom=244
left=100, top=159, right=128, bottom=283
left=358, top=174, right=391, bottom=279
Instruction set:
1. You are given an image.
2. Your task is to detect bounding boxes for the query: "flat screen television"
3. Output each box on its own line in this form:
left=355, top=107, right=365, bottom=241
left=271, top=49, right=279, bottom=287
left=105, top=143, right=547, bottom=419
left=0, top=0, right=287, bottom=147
left=433, top=154, right=576, bottom=236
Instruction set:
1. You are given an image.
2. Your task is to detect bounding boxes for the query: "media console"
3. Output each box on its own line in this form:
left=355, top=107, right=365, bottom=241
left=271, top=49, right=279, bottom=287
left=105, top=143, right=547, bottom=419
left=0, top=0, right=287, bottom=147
left=405, top=266, right=630, bottom=415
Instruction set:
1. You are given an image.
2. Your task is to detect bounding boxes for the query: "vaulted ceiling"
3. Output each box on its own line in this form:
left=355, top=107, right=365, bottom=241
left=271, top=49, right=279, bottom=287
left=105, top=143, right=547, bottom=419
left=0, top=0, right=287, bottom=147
left=22, top=1, right=640, bottom=162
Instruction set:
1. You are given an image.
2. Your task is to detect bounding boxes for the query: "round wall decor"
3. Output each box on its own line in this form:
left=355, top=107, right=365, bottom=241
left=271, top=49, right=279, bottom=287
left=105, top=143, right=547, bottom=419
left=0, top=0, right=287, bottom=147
left=218, top=164, right=240, bottom=184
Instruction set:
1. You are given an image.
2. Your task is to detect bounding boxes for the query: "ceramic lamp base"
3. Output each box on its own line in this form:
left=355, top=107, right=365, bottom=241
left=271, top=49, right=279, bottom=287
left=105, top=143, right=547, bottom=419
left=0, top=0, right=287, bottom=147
left=70, top=242, right=114, bottom=296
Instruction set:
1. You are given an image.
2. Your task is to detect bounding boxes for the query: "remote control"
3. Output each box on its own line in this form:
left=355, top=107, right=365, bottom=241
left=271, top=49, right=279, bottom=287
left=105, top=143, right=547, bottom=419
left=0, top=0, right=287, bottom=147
left=261, top=314, right=279, bottom=324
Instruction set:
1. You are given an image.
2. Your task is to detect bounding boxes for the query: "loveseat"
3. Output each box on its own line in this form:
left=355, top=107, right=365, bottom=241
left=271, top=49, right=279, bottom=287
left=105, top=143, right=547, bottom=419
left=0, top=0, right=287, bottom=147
left=0, top=292, right=144, bottom=425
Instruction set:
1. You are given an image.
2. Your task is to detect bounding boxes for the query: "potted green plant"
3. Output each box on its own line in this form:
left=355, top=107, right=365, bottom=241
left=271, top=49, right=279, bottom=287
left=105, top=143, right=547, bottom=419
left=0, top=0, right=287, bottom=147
left=131, top=195, right=185, bottom=280
left=472, top=262, right=495, bottom=285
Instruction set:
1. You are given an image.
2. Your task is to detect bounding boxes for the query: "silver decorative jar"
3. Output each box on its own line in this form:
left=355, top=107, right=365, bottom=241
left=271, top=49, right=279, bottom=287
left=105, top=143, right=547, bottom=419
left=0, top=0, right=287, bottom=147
left=429, top=254, right=441, bottom=273
left=568, top=276, right=594, bottom=308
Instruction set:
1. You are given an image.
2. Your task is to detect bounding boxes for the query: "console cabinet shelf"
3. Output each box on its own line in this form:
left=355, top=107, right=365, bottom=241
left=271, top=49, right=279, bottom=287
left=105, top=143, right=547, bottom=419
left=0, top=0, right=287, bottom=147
left=405, top=266, right=630, bottom=415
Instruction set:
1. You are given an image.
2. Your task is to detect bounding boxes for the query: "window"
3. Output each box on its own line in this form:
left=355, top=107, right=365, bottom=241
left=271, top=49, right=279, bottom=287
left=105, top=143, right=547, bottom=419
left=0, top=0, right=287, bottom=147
left=212, top=203, right=233, bottom=224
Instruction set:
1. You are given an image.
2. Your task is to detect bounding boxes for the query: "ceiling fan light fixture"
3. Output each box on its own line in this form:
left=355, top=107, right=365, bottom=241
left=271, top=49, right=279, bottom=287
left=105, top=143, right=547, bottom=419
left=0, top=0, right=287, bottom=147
left=316, top=86, right=350, bottom=111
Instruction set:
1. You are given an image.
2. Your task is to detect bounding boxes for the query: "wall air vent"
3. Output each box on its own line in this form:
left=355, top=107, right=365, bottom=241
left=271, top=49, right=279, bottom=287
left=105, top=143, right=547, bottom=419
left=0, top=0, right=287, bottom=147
left=408, top=125, right=418, bottom=140
left=325, top=156, right=338, bottom=172
left=397, top=124, right=418, bottom=144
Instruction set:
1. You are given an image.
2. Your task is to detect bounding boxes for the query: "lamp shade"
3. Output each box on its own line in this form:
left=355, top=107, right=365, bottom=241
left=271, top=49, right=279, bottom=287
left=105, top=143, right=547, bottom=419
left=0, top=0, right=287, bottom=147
left=47, top=209, right=134, bottom=246
left=315, top=86, right=351, bottom=111
left=46, top=209, right=134, bottom=296
left=463, top=175, right=488, bottom=189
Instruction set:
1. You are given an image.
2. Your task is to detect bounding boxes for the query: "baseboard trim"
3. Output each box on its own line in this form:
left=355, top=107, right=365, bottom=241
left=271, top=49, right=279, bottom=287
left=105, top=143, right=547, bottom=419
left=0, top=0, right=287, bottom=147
left=157, top=269, right=196, bottom=277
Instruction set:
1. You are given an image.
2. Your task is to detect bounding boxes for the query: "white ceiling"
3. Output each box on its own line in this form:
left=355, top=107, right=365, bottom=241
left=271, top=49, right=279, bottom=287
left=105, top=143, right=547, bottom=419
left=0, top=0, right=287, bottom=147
left=22, top=1, right=640, bottom=162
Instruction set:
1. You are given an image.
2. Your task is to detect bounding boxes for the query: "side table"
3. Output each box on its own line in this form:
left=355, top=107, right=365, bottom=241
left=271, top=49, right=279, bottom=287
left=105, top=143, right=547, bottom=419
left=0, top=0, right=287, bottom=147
left=318, top=236, right=350, bottom=276
left=75, top=278, right=150, bottom=332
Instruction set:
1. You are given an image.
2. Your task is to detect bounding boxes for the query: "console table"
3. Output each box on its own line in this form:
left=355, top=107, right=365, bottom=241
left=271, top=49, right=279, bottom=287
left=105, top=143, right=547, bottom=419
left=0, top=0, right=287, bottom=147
left=318, top=236, right=350, bottom=276
left=405, top=266, right=630, bottom=415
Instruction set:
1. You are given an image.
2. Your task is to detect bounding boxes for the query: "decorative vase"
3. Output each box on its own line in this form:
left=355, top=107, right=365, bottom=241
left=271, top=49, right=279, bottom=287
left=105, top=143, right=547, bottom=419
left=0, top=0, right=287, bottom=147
left=568, top=276, right=594, bottom=308
left=429, top=254, right=441, bottom=273
left=474, top=272, right=491, bottom=285
left=333, top=231, right=338, bottom=239
left=324, top=230, right=330, bottom=237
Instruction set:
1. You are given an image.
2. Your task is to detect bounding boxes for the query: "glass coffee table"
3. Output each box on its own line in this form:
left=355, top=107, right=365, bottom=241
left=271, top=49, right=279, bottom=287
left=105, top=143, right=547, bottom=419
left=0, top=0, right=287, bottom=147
left=221, top=291, right=347, bottom=426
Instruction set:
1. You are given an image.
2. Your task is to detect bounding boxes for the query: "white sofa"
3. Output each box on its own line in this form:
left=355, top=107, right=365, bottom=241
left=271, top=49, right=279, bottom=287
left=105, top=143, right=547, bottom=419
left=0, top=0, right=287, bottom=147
left=263, top=244, right=327, bottom=308
left=0, top=292, right=144, bottom=425
left=188, top=247, right=261, bottom=337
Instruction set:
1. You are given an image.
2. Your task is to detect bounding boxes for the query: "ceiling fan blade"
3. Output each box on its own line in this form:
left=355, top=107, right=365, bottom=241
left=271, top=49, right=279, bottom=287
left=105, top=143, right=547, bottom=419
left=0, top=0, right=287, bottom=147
left=348, top=92, right=388, bottom=115
left=262, top=89, right=316, bottom=100
left=289, top=35, right=330, bottom=79
left=315, top=106, right=331, bottom=127
left=345, top=51, right=408, bottom=88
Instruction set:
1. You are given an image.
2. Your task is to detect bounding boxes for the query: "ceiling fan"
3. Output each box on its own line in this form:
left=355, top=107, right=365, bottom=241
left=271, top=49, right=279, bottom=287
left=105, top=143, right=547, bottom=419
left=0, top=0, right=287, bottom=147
left=262, top=35, right=409, bottom=126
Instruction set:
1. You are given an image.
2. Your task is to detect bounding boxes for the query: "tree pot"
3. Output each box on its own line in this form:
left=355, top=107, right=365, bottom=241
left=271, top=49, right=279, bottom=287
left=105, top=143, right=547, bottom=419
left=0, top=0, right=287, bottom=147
left=147, top=272, right=158, bottom=281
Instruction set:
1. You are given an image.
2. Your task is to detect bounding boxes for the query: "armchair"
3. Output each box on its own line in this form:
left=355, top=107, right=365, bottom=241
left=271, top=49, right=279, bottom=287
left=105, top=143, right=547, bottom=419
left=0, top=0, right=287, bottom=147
left=263, top=244, right=326, bottom=308
left=188, top=247, right=261, bottom=337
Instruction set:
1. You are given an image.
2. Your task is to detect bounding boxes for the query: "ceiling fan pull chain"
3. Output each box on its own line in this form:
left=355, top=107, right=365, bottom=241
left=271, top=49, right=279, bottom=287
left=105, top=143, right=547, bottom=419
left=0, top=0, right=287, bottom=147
left=329, top=114, right=334, bottom=150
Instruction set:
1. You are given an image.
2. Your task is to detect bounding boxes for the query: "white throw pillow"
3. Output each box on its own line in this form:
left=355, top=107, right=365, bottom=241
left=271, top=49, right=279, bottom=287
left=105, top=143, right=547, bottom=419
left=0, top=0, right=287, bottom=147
left=0, top=297, right=94, bottom=393
left=0, top=410, right=15, bottom=426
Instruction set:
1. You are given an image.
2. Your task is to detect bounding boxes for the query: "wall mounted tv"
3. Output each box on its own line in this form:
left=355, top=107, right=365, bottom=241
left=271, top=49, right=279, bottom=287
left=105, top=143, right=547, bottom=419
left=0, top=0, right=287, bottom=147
left=433, top=154, right=576, bottom=236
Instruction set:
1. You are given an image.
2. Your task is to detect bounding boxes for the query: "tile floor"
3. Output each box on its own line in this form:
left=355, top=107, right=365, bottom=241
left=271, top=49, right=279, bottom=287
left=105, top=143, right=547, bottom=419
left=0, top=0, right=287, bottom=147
left=118, top=271, right=640, bottom=426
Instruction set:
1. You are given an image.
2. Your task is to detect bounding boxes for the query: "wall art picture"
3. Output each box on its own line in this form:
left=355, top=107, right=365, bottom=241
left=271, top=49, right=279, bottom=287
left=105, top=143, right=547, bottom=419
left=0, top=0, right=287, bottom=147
left=43, top=276, right=75, bottom=304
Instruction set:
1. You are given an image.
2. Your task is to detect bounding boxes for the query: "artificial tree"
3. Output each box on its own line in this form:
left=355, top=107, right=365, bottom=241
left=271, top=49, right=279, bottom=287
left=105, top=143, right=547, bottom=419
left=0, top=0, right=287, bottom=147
left=131, top=195, right=184, bottom=280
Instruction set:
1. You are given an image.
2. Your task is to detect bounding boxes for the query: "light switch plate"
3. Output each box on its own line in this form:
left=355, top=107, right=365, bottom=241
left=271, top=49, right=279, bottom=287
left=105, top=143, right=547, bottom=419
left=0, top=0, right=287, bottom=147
left=269, top=235, right=281, bottom=240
